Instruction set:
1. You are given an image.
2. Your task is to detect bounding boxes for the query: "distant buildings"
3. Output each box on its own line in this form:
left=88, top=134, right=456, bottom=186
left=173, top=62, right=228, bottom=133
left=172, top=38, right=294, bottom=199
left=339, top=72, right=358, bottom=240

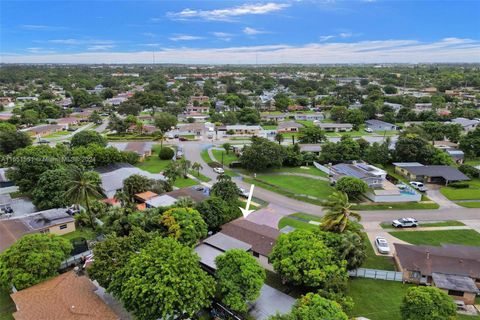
left=365, top=119, right=397, bottom=131
left=393, top=162, right=470, bottom=185
left=316, top=123, right=353, bottom=132
left=451, top=117, right=479, bottom=132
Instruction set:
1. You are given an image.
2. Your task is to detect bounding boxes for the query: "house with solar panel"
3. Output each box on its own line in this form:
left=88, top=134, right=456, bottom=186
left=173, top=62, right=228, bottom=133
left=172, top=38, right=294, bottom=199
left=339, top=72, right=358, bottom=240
left=330, top=161, right=421, bottom=202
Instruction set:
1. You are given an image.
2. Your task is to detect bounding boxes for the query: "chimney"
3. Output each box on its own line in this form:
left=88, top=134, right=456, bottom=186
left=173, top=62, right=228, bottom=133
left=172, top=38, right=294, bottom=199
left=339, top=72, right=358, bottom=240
left=426, top=251, right=430, bottom=259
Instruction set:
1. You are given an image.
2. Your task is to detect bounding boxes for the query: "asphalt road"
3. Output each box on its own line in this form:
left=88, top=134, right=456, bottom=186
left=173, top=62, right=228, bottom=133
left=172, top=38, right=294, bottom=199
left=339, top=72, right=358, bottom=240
left=182, top=140, right=480, bottom=222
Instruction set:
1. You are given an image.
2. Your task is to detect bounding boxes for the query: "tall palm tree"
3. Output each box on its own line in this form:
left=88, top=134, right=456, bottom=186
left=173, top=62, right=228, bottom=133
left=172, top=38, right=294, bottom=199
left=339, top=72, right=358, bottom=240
left=64, top=167, right=105, bottom=230
left=179, top=158, right=191, bottom=178
left=320, top=191, right=361, bottom=233
left=192, top=162, right=203, bottom=177
left=275, top=133, right=284, bottom=145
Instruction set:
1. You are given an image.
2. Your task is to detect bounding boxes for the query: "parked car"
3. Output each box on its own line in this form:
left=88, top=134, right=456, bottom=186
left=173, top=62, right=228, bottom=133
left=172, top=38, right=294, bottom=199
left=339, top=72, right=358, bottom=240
left=239, top=187, right=249, bottom=198
left=213, top=167, right=225, bottom=174
left=179, top=137, right=187, bottom=141
left=375, top=236, right=390, bottom=254
left=365, top=127, right=373, bottom=133
left=392, top=217, right=418, bottom=228
left=410, top=181, right=427, bottom=192
left=38, top=139, right=49, bottom=144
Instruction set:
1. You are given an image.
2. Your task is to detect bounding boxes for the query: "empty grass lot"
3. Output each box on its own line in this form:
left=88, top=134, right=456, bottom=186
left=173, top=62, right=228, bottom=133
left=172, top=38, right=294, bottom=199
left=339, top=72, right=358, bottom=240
left=348, top=278, right=413, bottom=320
left=389, top=230, right=480, bottom=246
left=380, top=220, right=465, bottom=229
left=278, top=212, right=322, bottom=231
left=251, top=175, right=333, bottom=200
left=440, top=178, right=480, bottom=201
left=211, top=149, right=238, bottom=166
left=135, top=144, right=171, bottom=173
left=268, top=166, right=329, bottom=177
left=61, top=228, right=96, bottom=241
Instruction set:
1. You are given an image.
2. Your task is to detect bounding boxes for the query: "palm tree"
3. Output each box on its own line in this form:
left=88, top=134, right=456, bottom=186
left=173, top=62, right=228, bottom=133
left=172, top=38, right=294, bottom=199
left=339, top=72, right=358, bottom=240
left=320, top=191, right=361, bottom=233
left=179, top=158, right=191, bottom=178
left=275, top=133, right=284, bottom=145
left=192, top=162, right=203, bottom=177
left=164, top=161, right=181, bottom=184
left=222, top=143, right=232, bottom=154
left=155, top=131, right=166, bottom=149
left=64, top=167, right=105, bottom=230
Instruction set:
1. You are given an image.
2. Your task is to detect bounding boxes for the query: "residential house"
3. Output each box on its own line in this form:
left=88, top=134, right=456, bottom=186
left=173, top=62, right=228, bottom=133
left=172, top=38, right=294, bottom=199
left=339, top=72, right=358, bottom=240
left=97, top=163, right=165, bottom=198
left=16, top=96, right=38, bottom=102
left=105, top=97, right=127, bottom=106
left=190, top=95, right=209, bottom=104
left=434, top=141, right=464, bottom=164
left=451, top=117, right=479, bottom=132
left=23, top=208, right=76, bottom=236
left=287, top=105, right=305, bottom=112
left=220, top=219, right=279, bottom=270
left=414, top=103, right=433, bottom=113
left=226, top=125, right=262, bottom=136
left=393, top=162, right=470, bottom=185
left=177, top=123, right=206, bottom=137
left=108, top=141, right=152, bottom=160
left=55, top=98, right=73, bottom=108
left=10, top=270, right=119, bottom=320
left=330, top=162, right=421, bottom=202
left=277, top=121, right=303, bottom=133
left=299, top=144, right=322, bottom=154
left=394, top=243, right=480, bottom=304
left=383, top=102, right=403, bottom=114
left=126, top=124, right=158, bottom=134
left=261, top=113, right=288, bottom=122
left=316, top=123, right=353, bottom=132
left=55, top=117, right=80, bottom=129
left=186, top=104, right=209, bottom=114
left=365, top=119, right=397, bottom=131
left=293, top=112, right=325, bottom=121
left=177, top=113, right=209, bottom=123
left=145, top=186, right=210, bottom=209
left=348, top=102, right=363, bottom=110
left=22, top=124, right=64, bottom=137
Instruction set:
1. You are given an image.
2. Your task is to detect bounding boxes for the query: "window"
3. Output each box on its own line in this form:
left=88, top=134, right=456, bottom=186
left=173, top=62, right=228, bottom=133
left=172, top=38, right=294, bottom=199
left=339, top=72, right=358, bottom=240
left=252, top=251, right=260, bottom=258
left=59, top=224, right=68, bottom=230
left=448, top=290, right=464, bottom=297
left=410, top=271, right=421, bottom=278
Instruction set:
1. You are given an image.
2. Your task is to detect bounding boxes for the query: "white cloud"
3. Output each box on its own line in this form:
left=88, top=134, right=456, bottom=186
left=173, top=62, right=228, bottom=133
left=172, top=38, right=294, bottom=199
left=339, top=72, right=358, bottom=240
left=167, top=2, right=290, bottom=21
left=48, top=39, right=82, bottom=45
left=4, top=38, right=480, bottom=64
left=319, top=35, right=335, bottom=41
left=243, top=27, right=266, bottom=35
left=213, top=32, right=233, bottom=41
left=26, top=47, right=56, bottom=54
left=143, top=43, right=161, bottom=47
left=21, top=24, right=65, bottom=31
left=87, top=45, right=115, bottom=51
left=339, top=32, right=352, bottom=38
left=169, top=35, right=203, bottom=41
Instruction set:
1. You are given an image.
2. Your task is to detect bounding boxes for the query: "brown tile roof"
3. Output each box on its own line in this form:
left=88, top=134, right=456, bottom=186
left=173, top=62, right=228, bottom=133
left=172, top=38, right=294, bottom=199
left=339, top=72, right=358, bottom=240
left=166, top=188, right=207, bottom=203
left=220, top=219, right=280, bottom=256
left=394, top=243, right=480, bottom=279
left=135, top=191, right=158, bottom=202
left=11, top=271, right=119, bottom=320
left=0, top=219, right=31, bottom=253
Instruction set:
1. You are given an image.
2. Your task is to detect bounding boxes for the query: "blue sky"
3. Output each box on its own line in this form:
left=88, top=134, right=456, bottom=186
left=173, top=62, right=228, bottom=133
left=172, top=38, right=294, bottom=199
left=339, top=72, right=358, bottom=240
left=1, top=0, right=479, bottom=63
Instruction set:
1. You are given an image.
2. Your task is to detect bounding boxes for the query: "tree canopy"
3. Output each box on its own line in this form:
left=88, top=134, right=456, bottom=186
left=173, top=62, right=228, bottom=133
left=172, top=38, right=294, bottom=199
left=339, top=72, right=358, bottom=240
left=400, top=286, right=457, bottom=320
left=70, top=130, right=107, bottom=148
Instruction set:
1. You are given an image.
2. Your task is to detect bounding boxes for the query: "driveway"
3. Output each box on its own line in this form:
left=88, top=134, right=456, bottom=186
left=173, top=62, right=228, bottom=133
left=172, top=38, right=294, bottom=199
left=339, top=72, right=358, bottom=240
left=426, top=186, right=461, bottom=209
left=362, top=221, right=409, bottom=257
left=245, top=203, right=295, bottom=229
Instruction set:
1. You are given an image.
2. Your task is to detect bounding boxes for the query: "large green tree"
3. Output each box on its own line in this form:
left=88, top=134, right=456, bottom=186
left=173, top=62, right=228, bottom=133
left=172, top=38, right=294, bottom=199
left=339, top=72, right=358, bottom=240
left=240, top=137, right=286, bottom=171
left=195, top=196, right=239, bottom=230
left=335, top=176, right=368, bottom=199
left=298, top=126, right=326, bottom=144
left=123, top=174, right=152, bottom=201
left=70, top=130, right=107, bottom=148
left=395, top=134, right=435, bottom=164
left=459, top=127, right=480, bottom=157
left=210, top=174, right=241, bottom=203
left=109, top=237, right=215, bottom=320
left=270, top=230, right=348, bottom=288
left=0, top=131, right=31, bottom=154
left=154, top=112, right=177, bottom=132
left=215, top=249, right=266, bottom=313
left=160, top=207, right=207, bottom=246
left=400, top=286, right=457, bottom=320
left=31, top=168, right=70, bottom=210
left=0, top=234, right=72, bottom=290
left=289, top=293, right=348, bottom=320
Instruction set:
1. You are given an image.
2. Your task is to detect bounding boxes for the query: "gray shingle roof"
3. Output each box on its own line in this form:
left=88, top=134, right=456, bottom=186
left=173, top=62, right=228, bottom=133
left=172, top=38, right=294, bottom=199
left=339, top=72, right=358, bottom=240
left=432, top=272, right=479, bottom=293
left=402, top=165, right=470, bottom=181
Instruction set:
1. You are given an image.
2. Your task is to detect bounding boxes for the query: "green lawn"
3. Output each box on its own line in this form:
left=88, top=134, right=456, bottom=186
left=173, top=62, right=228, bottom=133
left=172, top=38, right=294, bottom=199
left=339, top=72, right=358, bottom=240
left=211, top=149, right=238, bottom=166
left=200, top=148, right=211, bottom=164
left=278, top=213, right=323, bottom=231
left=61, top=228, right=96, bottom=241
left=440, top=178, right=480, bottom=201
left=261, top=125, right=277, bottom=130
left=458, top=201, right=480, bottom=208
left=389, top=230, right=480, bottom=246
left=173, top=177, right=198, bottom=188
left=380, top=220, right=465, bottom=229
left=348, top=278, right=412, bottom=320
left=188, top=170, right=211, bottom=182
left=361, top=233, right=396, bottom=270
left=44, top=130, right=71, bottom=138
left=135, top=144, right=172, bottom=173
left=353, top=202, right=439, bottom=210
left=0, top=287, right=15, bottom=320
left=294, top=120, right=315, bottom=127
left=252, top=174, right=333, bottom=200
left=267, top=166, right=328, bottom=177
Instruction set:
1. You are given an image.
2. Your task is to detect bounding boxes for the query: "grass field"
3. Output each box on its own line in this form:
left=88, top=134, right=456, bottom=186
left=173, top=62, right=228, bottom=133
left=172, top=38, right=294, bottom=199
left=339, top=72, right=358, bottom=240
left=61, top=228, right=96, bottom=241
left=174, top=177, right=198, bottom=188
left=252, top=174, right=333, bottom=200
left=0, top=287, right=14, bottom=320
left=348, top=278, right=412, bottom=320
left=261, top=125, right=278, bottom=130
left=458, top=201, right=480, bottom=208
left=353, top=202, right=439, bottom=210
left=440, top=178, right=480, bottom=201
left=278, top=212, right=323, bottom=231
left=211, top=149, right=238, bottom=166
left=267, top=166, right=329, bottom=177
left=361, top=233, right=396, bottom=270
left=389, top=230, right=480, bottom=246
left=380, top=220, right=465, bottom=229
left=135, top=144, right=171, bottom=173
left=44, top=130, right=71, bottom=138
left=188, top=169, right=211, bottom=182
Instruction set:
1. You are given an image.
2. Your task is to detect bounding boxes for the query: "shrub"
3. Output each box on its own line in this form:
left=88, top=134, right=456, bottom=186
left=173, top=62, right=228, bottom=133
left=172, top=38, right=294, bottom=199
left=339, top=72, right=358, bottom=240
left=458, top=164, right=480, bottom=178
left=208, top=161, right=222, bottom=168
left=159, top=147, right=174, bottom=160
left=448, top=182, right=469, bottom=189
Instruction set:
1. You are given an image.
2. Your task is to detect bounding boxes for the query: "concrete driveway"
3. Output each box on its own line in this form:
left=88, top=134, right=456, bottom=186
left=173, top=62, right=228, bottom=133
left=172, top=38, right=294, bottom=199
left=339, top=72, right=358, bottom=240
left=362, top=221, right=409, bottom=257
left=426, top=186, right=462, bottom=209
left=245, top=203, right=295, bottom=229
